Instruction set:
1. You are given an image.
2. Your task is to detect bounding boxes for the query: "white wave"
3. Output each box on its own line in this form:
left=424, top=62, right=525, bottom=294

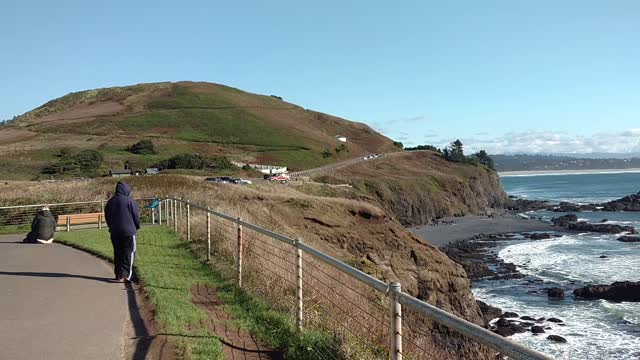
left=474, top=287, right=640, bottom=360
left=498, top=234, right=640, bottom=284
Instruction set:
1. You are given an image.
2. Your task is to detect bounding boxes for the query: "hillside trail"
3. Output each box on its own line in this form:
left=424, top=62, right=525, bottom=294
left=290, top=150, right=419, bottom=177
left=191, top=283, right=283, bottom=360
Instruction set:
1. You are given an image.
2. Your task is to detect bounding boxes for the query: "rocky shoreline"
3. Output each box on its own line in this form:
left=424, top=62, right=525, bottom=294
left=440, top=220, right=640, bottom=341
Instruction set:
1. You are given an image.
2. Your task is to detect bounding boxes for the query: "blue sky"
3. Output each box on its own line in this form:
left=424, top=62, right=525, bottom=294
left=1, top=1, right=638, bottom=154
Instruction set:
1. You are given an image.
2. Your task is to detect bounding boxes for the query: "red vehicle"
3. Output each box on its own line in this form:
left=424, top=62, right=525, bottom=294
left=267, top=173, right=290, bottom=184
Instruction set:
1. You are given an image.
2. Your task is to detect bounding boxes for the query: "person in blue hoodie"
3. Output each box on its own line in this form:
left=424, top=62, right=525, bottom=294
left=104, top=181, right=140, bottom=282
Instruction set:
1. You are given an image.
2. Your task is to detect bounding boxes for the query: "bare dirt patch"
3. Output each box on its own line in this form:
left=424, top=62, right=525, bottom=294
left=125, top=283, right=178, bottom=360
left=191, top=283, right=283, bottom=360
left=0, top=129, right=39, bottom=145
left=37, top=101, right=126, bottom=125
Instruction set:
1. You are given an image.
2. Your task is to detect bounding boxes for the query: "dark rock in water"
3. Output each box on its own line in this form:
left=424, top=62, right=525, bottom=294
left=494, top=318, right=527, bottom=337
left=501, top=311, right=519, bottom=318
left=477, top=300, right=502, bottom=325
left=519, top=322, right=535, bottom=328
left=520, top=315, right=536, bottom=321
left=504, top=262, right=517, bottom=272
left=618, top=235, right=640, bottom=243
left=600, top=255, right=608, bottom=258
left=567, top=221, right=637, bottom=234
left=573, top=281, right=640, bottom=302
left=548, top=287, right=565, bottom=298
left=545, top=326, right=552, bottom=330
left=531, top=326, right=546, bottom=334
left=529, top=233, right=552, bottom=240
left=494, top=326, right=516, bottom=337
left=600, top=193, right=640, bottom=212
left=537, top=317, right=546, bottom=322
left=547, top=317, right=563, bottom=323
left=601, top=219, right=608, bottom=223
left=552, top=214, right=578, bottom=227
left=547, top=335, right=568, bottom=343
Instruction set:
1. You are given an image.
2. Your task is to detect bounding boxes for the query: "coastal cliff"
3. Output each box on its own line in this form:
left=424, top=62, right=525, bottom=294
left=316, top=151, right=509, bottom=226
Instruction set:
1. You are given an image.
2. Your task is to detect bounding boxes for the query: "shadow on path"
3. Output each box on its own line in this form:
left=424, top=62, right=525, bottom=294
left=0, top=271, right=112, bottom=283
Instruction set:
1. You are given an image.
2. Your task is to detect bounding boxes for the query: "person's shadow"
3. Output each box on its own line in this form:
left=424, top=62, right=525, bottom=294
left=0, top=271, right=113, bottom=283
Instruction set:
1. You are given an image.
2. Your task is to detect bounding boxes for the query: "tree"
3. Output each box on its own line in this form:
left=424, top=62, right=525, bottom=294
left=43, top=149, right=104, bottom=177
left=450, top=139, right=465, bottom=162
left=127, top=140, right=156, bottom=155
left=393, top=141, right=404, bottom=149
left=474, top=150, right=495, bottom=170
left=321, top=149, right=333, bottom=158
left=334, top=144, right=349, bottom=155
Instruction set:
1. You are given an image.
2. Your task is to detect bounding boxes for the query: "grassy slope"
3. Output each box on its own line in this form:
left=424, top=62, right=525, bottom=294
left=56, top=227, right=336, bottom=360
left=314, top=151, right=508, bottom=226
left=1, top=81, right=395, bottom=179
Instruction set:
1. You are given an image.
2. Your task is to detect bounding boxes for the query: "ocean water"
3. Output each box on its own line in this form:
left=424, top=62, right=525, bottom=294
left=474, top=173, right=640, bottom=359
left=500, top=172, right=640, bottom=204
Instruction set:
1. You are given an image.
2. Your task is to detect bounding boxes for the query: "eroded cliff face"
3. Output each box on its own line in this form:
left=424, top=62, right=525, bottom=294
left=318, top=151, right=508, bottom=226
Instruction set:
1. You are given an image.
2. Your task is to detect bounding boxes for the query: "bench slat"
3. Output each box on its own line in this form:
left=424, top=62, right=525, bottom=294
left=57, top=213, right=104, bottom=226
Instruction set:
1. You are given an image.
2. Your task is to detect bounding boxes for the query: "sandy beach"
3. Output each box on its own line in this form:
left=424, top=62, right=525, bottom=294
left=410, top=212, right=555, bottom=248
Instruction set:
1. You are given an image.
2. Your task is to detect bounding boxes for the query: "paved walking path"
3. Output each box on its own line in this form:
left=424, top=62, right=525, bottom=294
left=0, top=235, right=129, bottom=360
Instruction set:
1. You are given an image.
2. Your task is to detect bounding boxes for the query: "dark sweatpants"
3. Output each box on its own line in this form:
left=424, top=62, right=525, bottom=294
left=110, top=233, right=136, bottom=280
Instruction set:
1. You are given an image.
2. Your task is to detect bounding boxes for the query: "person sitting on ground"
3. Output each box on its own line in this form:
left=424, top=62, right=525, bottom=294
left=23, top=206, right=56, bottom=244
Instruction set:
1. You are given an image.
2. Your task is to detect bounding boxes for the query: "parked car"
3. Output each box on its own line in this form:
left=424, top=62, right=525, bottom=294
left=267, top=173, right=290, bottom=184
left=205, top=176, right=233, bottom=183
left=232, top=178, right=253, bottom=185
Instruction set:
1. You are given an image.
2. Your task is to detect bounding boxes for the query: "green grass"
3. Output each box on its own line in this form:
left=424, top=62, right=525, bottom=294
left=56, top=227, right=339, bottom=360
left=121, top=109, right=307, bottom=148
left=0, top=225, right=30, bottom=235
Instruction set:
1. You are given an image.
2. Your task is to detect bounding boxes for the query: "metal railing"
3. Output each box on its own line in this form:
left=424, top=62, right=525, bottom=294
left=160, top=197, right=551, bottom=360
left=0, top=197, right=552, bottom=359
left=0, top=199, right=155, bottom=232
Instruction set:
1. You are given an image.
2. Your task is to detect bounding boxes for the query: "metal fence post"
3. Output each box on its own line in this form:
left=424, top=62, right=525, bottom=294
left=390, top=282, right=403, bottom=360
left=167, top=200, right=171, bottom=226
left=99, top=199, right=104, bottom=229
left=186, top=202, right=191, bottom=241
left=158, top=199, right=162, bottom=225
left=152, top=207, right=156, bottom=225
left=66, top=216, right=71, bottom=232
left=294, top=238, right=303, bottom=331
left=174, top=199, right=178, bottom=232
left=236, top=217, right=243, bottom=287
left=207, top=209, right=211, bottom=261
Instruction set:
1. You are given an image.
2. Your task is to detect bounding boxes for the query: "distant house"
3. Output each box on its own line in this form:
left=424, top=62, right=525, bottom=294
left=335, top=135, right=347, bottom=143
left=231, top=162, right=287, bottom=175
left=110, top=169, right=132, bottom=178
left=145, top=168, right=160, bottom=175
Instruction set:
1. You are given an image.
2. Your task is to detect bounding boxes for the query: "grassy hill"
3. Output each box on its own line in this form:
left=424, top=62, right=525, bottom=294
left=0, top=81, right=397, bottom=179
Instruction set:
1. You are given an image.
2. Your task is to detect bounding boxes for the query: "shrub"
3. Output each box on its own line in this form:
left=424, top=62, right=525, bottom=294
left=393, top=141, right=404, bottom=149
left=155, top=153, right=238, bottom=171
left=127, top=139, right=156, bottom=155
left=43, top=149, right=104, bottom=177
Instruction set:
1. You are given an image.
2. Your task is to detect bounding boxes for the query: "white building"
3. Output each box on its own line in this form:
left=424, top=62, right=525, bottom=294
left=335, top=135, right=347, bottom=142
left=232, top=162, right=288, bottom=175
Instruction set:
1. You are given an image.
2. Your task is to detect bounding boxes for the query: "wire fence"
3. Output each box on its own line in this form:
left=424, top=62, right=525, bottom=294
left=160, top=198, right=552, bottom=360
left=0, top=197, right=552, bottom=360
left=0, top=199, right=155, bottom=232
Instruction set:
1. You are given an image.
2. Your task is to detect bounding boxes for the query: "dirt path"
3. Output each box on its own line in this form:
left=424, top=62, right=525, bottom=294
left=191, top=284, right=283, bottom=360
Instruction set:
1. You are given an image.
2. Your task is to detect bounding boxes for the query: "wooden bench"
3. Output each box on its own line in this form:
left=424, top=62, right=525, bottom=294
left=57, top=213, right=104, bottom=231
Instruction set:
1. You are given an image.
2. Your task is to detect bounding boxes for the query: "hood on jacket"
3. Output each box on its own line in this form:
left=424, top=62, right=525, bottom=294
left=115, top=181, right=132, bottom=197
left=38, top=210, right=52, bottom=217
